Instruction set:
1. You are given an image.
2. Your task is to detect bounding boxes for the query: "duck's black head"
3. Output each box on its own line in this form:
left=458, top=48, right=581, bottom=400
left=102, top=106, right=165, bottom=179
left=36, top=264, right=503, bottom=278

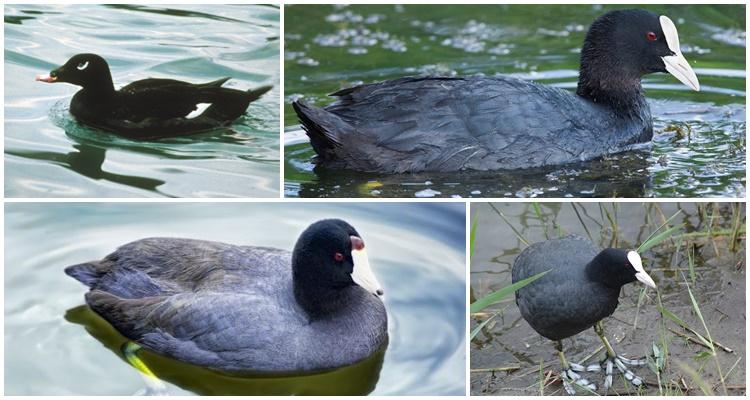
left=36, top=53, right=115, bottom=93
left=292, top=219, right=384, bottom=316
left=577, top=9, right=700, bottom=109
left=586, top=248, right=657, bottom=290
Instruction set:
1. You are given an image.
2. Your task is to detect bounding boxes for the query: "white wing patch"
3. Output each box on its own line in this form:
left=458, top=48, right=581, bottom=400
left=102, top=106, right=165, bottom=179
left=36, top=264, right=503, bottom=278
left=77, top=61, right=89, bottom=71
left=186, top=103, right=212, bottom=119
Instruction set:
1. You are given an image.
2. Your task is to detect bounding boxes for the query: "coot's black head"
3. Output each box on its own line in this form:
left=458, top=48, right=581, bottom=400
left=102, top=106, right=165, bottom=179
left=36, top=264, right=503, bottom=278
left=577, top=9, right=699, bottom=105
left=586, top=248, right=657, bottom=290
left=36, top=53, right=114, bottom=91
left=292, top=219, right=384, bottom=314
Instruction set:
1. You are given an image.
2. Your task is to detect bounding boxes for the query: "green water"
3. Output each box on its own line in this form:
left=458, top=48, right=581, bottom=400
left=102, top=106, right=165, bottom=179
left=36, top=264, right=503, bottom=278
left=5, top=202, right=466, bottom=395
left=284, top=4, right=745, bottom=198
left=5, top=4, right=280, bottom=197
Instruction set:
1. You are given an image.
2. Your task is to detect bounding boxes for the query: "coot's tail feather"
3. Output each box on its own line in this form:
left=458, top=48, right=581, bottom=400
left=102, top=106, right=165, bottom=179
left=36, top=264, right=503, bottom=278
left=292, top=100, right=347, bottom=161
left=85, top=289, right=162, bottom=339
left=245, top=85, right=273, bottom=103
left=65, top=261, right=110, bottom=288
left=200, top=85, right=272, bottom=122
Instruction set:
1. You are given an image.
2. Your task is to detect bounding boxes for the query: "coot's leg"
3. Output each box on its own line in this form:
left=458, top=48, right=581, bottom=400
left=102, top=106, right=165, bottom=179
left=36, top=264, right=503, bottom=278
left=587, top=321, right=646, bottom=392
left=122, top=342, right=169, bottom=395
left=555, top=340, right=597, bottom=395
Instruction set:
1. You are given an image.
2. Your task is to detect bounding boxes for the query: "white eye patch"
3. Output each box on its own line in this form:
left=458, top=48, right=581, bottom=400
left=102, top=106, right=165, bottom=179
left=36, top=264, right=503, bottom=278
left=627, top=251, right=644, bottom=273
left=77, top=61, right=89, bottom=71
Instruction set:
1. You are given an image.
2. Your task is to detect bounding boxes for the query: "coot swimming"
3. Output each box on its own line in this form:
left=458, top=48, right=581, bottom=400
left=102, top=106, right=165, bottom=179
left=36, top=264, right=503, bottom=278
left=512, top=235, right=657, bottom=394
left=65, top=219, right=388, bottom=373
left=37, top=53, right=272, bottom=139
left=292, top=9, right=699, bottom=173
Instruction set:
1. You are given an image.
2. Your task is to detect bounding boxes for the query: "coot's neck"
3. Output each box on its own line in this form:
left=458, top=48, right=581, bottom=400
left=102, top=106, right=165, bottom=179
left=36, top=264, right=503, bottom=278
left=292, top=252, right=356, bottom=319
left=80, top=71, right=116, bottom=99
left=293, top=280, right=357, bottom=319
left=577, top=67, right=647, bottom=117
left=576, top=21, right=648, bottom=117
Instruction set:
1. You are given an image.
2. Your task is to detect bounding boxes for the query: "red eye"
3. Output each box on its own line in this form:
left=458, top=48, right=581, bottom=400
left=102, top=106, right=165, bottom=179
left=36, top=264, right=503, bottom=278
left=334, top=252, right=344, bottom=262
left=646, top=32, right=657, bottom=41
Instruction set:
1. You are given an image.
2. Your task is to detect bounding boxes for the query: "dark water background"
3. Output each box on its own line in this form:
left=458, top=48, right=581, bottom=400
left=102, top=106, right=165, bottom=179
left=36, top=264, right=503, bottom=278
left=5, top=202, right=466, bottom=395
left=284, top=4, right=745, bottom=198
left=5, top=4, right=280, bottom=198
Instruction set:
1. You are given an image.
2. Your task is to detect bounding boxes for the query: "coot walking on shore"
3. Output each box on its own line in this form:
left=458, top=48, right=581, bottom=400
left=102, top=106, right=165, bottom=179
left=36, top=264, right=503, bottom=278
left=37, top=53, right=272, bottom=139
left=65, top=219, right=387, bottom=373
left=293, top=9, right=699, bottom=173
left=512, top=235, right=657, bottom=394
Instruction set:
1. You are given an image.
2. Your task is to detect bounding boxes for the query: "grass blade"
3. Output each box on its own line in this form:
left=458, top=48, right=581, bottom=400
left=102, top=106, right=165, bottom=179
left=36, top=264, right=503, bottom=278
left=570, top=203, right=593, bottom=243
left=677, top=361, right=715, bottom=395
left=640, top=209, right=683, bottom=247
left=470, top=314, right=495, bottom=340
left=470, top=269, right=550, bottom=314
left=683, top=273, right=715, bottom=353
left=489, top=203, right=530, bottom=247
left=532, top=202, right=549, bottom=240
left=638, top=225, right=682, bottom=252
left=656, top=306, right=712, bottom=348
left=681, top=272, right=728, bottom=395
left=687, top=241, right=695, bottom=285
left=470, top=211, right=478, bottom=260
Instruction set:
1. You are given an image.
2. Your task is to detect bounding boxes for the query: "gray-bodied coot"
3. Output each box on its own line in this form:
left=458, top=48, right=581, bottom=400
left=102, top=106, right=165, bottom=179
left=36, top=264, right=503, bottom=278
left=37, top=53, right=272, bottom=139
left=292, top=9, right=700, bottom=173
left=65, top=219, right=387, bottom=373
left=512, top=235, right=656, bottom=394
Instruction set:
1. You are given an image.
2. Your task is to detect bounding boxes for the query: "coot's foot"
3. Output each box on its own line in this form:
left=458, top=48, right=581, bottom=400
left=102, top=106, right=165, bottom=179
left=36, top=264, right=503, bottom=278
left=585, top=354, right=647, bottom=392
left=560, top=363, right=598, bottom=395
left=555, top=341, right=597, bottom=395
left=585, top=321, right=648, bottom=393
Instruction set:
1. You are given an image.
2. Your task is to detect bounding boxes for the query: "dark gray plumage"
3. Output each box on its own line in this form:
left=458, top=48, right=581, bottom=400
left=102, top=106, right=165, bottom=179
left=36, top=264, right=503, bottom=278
left=293, top=9, right=700, bottom=173
left=65, top=219, right=388, bottom=373
left=513, top=235, right=632, bottom=341
left=294, top=76, right=650, bottom=173
left=512, top=234, right=657, bottom=393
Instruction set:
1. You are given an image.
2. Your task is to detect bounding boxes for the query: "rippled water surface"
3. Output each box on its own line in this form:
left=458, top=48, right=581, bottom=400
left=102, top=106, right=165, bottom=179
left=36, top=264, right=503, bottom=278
left=5, top=4, right=280, bottom=197
left=284, top=4, right=745, bottom=198
left=5, top=203, right=466, bottom=395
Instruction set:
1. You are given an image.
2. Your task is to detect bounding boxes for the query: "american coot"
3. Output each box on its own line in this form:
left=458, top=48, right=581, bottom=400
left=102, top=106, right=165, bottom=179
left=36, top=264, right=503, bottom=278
left=65, top=219, right=388, bottom=373
left=37, top=53, right=272, bottom=139
left=292, top=9, right=700, bottom=173
left=512, top=235, right=657, bottom=394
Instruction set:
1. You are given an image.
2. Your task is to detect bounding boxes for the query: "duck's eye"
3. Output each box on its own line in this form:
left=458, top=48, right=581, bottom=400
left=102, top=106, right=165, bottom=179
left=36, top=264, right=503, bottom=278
left=334, top=252, right=344, bottom=262
left=77, top=61, right=90, bottom=71
left=646, top=32, right=657, bottom=42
